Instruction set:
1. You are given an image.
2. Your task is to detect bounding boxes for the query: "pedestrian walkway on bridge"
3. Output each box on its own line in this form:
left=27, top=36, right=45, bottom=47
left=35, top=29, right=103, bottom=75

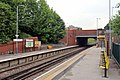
left=59, top=46, right=120, bottom=80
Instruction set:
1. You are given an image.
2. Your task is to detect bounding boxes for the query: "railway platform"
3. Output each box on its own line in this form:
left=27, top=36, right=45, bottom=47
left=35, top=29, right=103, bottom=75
left=58, top=46, right=120, bottom=80
left=0, top=46, right=120, bottom=80
left=0, top=46, right=76, bottom=62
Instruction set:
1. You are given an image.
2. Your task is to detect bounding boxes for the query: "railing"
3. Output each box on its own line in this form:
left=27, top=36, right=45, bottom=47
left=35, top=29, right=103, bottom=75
left=112, top=43, right=120, bottom=66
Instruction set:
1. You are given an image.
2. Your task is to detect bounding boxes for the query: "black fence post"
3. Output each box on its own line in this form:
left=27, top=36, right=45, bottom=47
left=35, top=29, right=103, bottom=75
left=104, top=61, right=107, bottom=78
left=103, top=51, right=108, bottom=78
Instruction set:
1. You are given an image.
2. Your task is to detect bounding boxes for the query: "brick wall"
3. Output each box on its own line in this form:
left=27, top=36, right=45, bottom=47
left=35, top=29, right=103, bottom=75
left=60, top=30, right=77, bottom=46
left=0, top=37, right=38, bottom=55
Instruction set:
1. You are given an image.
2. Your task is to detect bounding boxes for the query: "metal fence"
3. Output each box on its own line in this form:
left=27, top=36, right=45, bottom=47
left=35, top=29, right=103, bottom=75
left=112, top=43, right=120, bottom=66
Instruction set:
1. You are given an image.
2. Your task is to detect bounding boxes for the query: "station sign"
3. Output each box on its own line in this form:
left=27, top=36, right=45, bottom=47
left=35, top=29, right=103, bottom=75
left=13, top=39, right=23, bottom=42
left=26, top=39, right=33, bottom=47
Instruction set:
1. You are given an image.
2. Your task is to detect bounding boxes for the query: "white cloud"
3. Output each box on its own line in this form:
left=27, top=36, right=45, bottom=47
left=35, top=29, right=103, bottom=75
left=46, top=0, right=119, bottom=30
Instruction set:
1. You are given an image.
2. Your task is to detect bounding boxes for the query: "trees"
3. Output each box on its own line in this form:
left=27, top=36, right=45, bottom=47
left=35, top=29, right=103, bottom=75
left=19, top=0, right=65, bottom=43
left=111, top=15, right=120, bottom=43
left=111, top=2, right=120, bottom=42
left=67, top=25, right=82, bottom=30
left=111, top=15, right=120, bottom=34
left=0, top=0, right=65, bottom=43
left=0, top=1, right=16, bottom=43
left=111, top=3, right=120, bottom=35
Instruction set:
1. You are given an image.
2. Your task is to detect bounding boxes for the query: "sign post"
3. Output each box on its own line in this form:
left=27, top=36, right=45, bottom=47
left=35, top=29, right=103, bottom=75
left=13, top=38, right=23, bottom=54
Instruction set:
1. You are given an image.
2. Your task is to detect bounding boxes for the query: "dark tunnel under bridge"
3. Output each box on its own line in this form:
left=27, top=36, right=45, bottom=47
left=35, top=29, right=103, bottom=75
left=76, top=35, right=97, bottom=46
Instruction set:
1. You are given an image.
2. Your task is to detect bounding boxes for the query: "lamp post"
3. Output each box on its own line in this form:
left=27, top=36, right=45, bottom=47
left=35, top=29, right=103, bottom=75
left=67, top=27, right=68, bottom=46
left=15, top=6, right=19, bottom=54
left=96, top=18, right=100, bottom=45
left=96, top=18, right=100, bottom=36
left=66, top=23, right=69, bottom=46
left=15, top=5, right=24, bottom=54
left=109, top=0, right=112, bottom=57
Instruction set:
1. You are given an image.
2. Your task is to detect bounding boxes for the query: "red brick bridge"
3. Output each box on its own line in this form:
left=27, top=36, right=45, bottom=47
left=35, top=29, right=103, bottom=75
left=60, top=30, right=97, bottom=46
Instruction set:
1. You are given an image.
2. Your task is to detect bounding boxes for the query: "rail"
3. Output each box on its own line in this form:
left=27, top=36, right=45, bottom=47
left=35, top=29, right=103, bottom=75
left=0, top=45, right=78, bottom=70
left=0, top=46, right=86, bottom=80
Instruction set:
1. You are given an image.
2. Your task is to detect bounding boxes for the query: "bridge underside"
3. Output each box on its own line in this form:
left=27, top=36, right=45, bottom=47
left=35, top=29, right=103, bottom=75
left=76, top=35, right=97, bottom=46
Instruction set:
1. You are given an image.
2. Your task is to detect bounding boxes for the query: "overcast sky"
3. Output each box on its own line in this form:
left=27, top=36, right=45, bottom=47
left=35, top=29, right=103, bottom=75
left=46, top=0, right=119, bottom=30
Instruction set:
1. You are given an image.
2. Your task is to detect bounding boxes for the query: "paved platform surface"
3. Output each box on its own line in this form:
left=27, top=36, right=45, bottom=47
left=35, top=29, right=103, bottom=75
left=59, top=46, right=120, bottom=80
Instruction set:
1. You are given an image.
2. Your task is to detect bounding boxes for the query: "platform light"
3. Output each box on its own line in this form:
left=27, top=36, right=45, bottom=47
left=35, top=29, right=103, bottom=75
left=15, top=5, right=24, bottom=54
left=96, top=18, right=100, bottom=45
left=109, top=0, right=112, bottom=57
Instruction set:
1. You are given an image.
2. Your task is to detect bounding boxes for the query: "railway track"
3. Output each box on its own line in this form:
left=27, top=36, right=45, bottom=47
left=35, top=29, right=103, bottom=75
left=0, top=46, right=88, bottom=80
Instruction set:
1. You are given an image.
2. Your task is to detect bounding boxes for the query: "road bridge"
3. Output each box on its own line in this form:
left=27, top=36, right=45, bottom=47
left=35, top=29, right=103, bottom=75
left=60, top=29, right=98, bottom=46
